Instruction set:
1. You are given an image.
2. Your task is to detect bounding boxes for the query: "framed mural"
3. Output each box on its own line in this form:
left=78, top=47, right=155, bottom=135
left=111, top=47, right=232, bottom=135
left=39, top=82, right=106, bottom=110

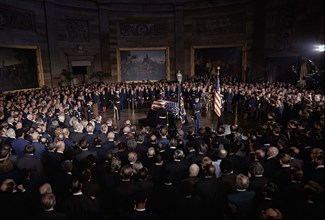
left=191, top=45, right=245, bottom=80
left=0, top=45, right=44, bottom=92
left=117, top=47, right=170, bottom=82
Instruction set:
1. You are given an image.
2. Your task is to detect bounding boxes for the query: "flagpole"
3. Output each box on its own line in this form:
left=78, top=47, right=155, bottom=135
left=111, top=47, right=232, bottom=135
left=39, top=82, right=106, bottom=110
left=235, top=100, right=238, bottom=125
left=211, top=107, right=214, bottom=131
left=216, top=66, right=221, bottom=129
left=176, top=70, right=182, bottom=124
left=211, top=88, right=215, bottom=131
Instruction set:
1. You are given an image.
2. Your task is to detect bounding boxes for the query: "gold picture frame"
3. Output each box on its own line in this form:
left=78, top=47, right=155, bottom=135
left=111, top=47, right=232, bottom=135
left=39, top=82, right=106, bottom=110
left=117, top=47, right=170, bottom=82
left=190, top=44, right=247, bottom=79
left=0, top=44, right=44, bottom=92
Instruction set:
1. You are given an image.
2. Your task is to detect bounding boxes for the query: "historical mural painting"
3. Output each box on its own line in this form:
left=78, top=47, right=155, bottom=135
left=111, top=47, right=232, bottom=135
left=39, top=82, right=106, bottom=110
left=0, top=46, right=42, bottom=91
left=118, top=48, right=169, bottom=82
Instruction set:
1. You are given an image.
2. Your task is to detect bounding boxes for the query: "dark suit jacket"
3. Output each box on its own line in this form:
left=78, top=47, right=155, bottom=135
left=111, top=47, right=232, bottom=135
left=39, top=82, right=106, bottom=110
left=148, top=164, right=163, bottom=185
left=217, top=173, right=237, bottom=194
left=0, top=190, right=33, bottom=219
left=69, top=131, right=86, bottom=146
left=273, top=166, right=291, bottom=190
left=150, top=181, right=179, bottom=219
left=121, top=209, right=162, bottom=220
left=162, top=159, right=190, bottom=185
left=113, top=179, right=142, bottom=214
left=102, top=140, right=115, bottom=152
left=59, top=193, right=101, bottom=220
left=263, top=157, right=281, bottom=179
left=248, top=176, right=269, bottom=201
left=195, top=176, right=224, bottom=218
left=30, top=210, right=68, bottom=220
left=97, top=132, right=109, bottom=144
left=16, top=154, right=46, bottom=183
left=311, top=166, right=325, bottom=188
left=42, top=151, right=65, bottom=182
left=225, top=190, right=256, bottom=220
left=52, top=172, right=74, bottom=204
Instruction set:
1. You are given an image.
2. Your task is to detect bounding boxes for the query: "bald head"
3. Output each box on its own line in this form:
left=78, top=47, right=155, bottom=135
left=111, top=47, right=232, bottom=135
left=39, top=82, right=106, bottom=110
left=56, top=141, right=65, bottom=153
left=189, top=163, right=200, bottom=177
left=39, top=183, right=52, bottom=195
left=267, top=146, right=279, bottom=158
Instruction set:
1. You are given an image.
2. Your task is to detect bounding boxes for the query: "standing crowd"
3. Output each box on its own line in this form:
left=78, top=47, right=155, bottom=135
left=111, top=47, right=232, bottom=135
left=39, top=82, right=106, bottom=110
left=0, top=73, right=324, bottom=220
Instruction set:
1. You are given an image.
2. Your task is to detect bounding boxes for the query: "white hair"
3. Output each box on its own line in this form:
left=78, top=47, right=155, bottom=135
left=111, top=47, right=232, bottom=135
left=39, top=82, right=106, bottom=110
left=6, top=128, right=16, bottom=139
left=189, top=163, right=200, bottom=177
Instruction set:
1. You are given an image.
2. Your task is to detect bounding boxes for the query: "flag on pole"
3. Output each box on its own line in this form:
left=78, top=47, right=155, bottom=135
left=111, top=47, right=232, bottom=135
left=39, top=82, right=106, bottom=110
left=214, top=69, right=222, bottom=117
left=178, top=83, right=186, bottom=124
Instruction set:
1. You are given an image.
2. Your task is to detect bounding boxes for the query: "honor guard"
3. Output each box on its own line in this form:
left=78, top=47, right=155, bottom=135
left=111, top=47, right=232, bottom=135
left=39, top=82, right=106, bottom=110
left=114, top=91, right=121, bottom=120
left=128, top=89, right=136, bottom=110
left=156, top=106, right=168, bottom=128
left=192, top=97, right=202, bottom=135
left=85, top=100, right=94, bottom=121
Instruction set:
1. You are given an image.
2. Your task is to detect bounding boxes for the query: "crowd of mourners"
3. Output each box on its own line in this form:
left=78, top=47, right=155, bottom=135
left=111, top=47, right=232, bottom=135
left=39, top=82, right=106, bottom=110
left=0, top=72, right=324, bottom=220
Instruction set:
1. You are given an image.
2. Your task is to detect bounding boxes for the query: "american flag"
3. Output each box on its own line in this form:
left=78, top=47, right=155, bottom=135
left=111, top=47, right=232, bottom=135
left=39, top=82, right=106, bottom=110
left=214, top=72, right=222, bottom=117
left=152, top=100, right=179, bottom=116
left=151, top=100, right=168, bottom=110
left=166, top=101, right=178, bottom=115
left=178, top=84, right=186, bottom=124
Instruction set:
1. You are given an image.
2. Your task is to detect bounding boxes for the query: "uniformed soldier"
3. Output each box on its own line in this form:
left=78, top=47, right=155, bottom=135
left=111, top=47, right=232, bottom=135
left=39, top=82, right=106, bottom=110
left=85, top=100, right=94, bottom=121
left=192, top=97, right=202, bottom=135
left=128, top=89, right=136, bottom=110
left=156, top=106, right=168, bottom=128
left=114, top=91, right=121, bottom=120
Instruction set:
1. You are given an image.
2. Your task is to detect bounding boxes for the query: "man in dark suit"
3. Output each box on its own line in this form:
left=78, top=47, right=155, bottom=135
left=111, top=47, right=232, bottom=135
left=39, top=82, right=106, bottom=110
left=121, top=190, right=161, bottom=220
left=42, top=142, right=65, bottom=187
left=218, top=158, right=237, bottom=194
left=69, top=122, right=86, bottom=147
left=225, top=174, right=256, bottom=220
left=310, top=154, right=325, bottom=189
left=263, top=146, right=281, bottom=180
left=31, top=193, right=68, bottom=219
left=73, top=139, right=98, bottom=171
left=195, top=163, right=224, bottom=219
left=112, top=165, right=142, bottom=218
left=216, top=126, right=230, bottom=151
left=15, top=144, right=46, bottom=184
left=11, top=128, right=29, bottom=157
left=161, top=149, right=189, bottom=185
left=59, top=179, right=101, bottom=219
left=0, top=178, right=35, bottom=219
left=248, top=162, right=269, bottom=202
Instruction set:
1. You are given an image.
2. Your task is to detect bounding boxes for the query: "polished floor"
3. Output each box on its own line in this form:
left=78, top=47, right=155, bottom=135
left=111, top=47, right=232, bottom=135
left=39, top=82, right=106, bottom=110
left=100, top=106, right=257, bottom=133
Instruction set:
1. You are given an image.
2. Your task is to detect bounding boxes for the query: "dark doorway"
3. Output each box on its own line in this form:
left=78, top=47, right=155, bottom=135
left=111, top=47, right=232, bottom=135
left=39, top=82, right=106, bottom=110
left=72, top=66, right=87, bottom=75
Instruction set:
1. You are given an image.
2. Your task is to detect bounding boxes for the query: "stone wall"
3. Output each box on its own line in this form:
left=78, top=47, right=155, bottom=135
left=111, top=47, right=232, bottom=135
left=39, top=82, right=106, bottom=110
left=0, top=0, right=323, bottom=89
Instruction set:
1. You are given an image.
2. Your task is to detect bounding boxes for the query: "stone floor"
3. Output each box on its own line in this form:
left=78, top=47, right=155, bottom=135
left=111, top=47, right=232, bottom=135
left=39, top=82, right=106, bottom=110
left=100, top=107, right=257, bottom=133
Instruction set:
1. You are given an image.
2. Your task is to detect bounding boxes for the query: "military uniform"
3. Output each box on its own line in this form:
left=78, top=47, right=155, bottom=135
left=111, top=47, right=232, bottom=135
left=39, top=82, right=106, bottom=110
left=114, top=91, right=121, bottom=120
left=85, top=101, right=94, bottom=121
left=156, top=107, right=168, bottom=128
left=192, top=98, right=202, bottom=135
